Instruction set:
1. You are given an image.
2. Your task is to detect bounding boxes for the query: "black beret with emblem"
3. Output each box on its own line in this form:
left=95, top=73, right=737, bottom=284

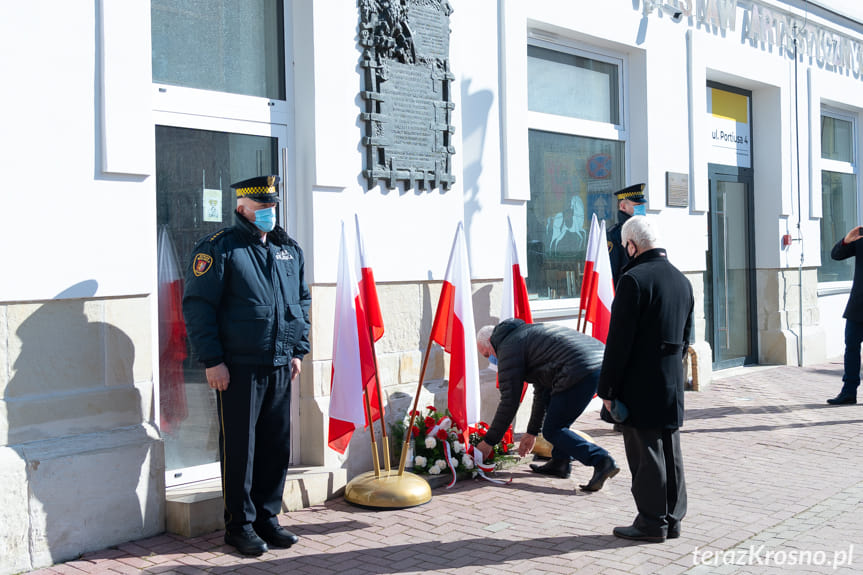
left=613, top=183, right=646, bottom=203
left=231, top=175, right=281, bottom=203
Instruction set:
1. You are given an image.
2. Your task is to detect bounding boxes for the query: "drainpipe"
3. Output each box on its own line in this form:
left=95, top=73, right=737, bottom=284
left=793, top=25, right=804, bottom=367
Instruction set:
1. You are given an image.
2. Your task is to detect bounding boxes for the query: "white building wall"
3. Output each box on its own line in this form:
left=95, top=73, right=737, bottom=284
left=0, top=3, right=163, bottom=573
left=0, top=0, right=862, bottom=570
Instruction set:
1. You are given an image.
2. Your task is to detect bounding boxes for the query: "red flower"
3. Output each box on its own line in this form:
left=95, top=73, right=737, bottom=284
left=436, top=429, right=448, bottom=441
left=411, top=425, right=420, bottom=437
left=424, top=416, right=435, bottom=429
left=426, top=406, right=437, bottom=412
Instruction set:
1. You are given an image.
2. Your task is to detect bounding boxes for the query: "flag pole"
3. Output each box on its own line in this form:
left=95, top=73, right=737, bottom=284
left=368, top=331, right=391, bottom=472
left=580, top=272, right=596, bottom=334
left=363, top=387, right=381, bottom=477
left=398, top=337, right=435, bottom=476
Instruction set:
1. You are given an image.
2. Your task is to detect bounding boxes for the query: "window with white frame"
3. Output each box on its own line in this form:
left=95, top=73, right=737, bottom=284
left=151, top=0, right=285, bottom=99
left=819, top=108, right=858, bottom=283
left=151, top=0, right=292, bottom=486
left=526, top=39, right=626, bottom=301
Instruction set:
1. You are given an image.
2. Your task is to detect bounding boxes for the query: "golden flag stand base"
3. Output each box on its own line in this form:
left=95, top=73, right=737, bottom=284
left=532, top=430, right=594, bottom=460
left=344, top=468, right=432, bottom=509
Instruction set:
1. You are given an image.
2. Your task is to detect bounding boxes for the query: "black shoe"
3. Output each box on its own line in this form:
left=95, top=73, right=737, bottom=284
left=254, top=520, right=299, bottom=548
left=579, top=456, right=620, bottom=492
left=529, top=458, right=571, bottom=479
left=827, top=393, right=857, bottom=405
left=667, top=525, right=681, bottom=539
left=225, top=526, right=268, bottom=556
left=613, top=524, right=666, bottom=543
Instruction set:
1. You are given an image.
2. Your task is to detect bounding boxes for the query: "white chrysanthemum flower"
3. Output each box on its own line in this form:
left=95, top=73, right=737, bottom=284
left=461, top=454, right=474, bottom=469
left=452, top=442, right=463, bottom=454
left=435, top=459, right=446, bottom=470
left=428, top=465, right=442, bottom=475
left=424, top=436, right=437, bottom=449
left=414, top=455, right=427, bottom=468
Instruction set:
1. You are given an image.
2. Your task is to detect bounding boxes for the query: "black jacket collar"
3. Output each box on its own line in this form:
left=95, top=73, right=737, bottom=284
left=621, top=247, right=668, bottom=275
left=232, top=210, right=291, bottom=247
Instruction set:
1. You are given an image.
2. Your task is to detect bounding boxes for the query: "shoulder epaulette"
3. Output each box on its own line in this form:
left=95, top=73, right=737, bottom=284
left=209, top=229, right=227, bottom=242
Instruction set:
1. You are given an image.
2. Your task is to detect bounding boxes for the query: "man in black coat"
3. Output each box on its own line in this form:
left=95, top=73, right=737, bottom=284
left=827, top=225, right=863, bottom=405
left=607, top=183, right=647, bottom=287
left=183, top=175, right=311, bottom=556
left=597, top=216, right=693, bottom=543
left=474, top=319, right=619, bottom=492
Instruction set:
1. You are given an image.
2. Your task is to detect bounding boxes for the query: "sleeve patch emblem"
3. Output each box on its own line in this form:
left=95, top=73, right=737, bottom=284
left=193, top=253, right=213, bottom=277
left=607, top=240, right=614, bottom=253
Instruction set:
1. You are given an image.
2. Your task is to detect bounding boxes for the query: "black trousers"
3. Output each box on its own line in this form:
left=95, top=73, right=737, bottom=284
left=621, top=426, right=687, bottom=537
left=216, top=363, right=292, bottom=531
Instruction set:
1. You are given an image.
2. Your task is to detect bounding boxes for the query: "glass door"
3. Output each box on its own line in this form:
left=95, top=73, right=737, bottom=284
left=155, top=116, right=288, bottom=486
left=705, top=165, right=757, bottom=368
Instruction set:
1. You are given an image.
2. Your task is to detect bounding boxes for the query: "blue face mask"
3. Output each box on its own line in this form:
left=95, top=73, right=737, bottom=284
left=488, top=354, right=498, bottom=372
left=632, top=203, right=647, bottom=217
left=253, top=207, right=276, bottom=232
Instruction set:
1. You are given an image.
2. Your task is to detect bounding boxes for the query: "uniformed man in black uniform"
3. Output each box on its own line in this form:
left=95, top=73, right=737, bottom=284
left=607, top=183, right=647, bottom=287
left=183, top=175, right=311, bottom=556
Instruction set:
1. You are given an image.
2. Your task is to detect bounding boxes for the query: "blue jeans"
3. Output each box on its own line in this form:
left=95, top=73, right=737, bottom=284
left=542, top=370, right=610, bottom=467
left=842, top=319, right=863, bottom=395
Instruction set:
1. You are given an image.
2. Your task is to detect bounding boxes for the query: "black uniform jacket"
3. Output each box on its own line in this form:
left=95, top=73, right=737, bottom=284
left=182, top=212, right=311, bottom=368
left=606, top=210, right=631, bottom=287
left=485, top=318, right=606, bottom=446
left=597, top=248, right=693, bottom=429
left=831, top=237, right=863, bottom=322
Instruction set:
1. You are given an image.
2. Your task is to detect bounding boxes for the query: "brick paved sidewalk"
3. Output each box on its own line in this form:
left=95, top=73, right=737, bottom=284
left=29, top=360, right=863, bottom=575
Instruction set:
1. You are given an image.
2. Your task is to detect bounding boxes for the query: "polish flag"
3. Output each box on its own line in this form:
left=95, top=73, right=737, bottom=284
left=355, top=214, right=384, bottom=343
left=501, top=216, right=532, bottom=404
left=430, top=222, right=481, bottom=434
left=585, top=220, right=614, bottom=343
left=328, top=222, right=379, bottom=454
left=578, top=214, right=600, bottom=329
left=501, top=215, right=533, bottom=324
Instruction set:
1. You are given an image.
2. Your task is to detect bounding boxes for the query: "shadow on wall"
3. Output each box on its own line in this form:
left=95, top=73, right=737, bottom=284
left=4, top=280, right=155, bottom=569
left=460, top=78, right=494, bottom=239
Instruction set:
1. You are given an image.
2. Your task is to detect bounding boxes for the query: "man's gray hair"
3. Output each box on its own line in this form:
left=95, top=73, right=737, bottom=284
left=477, top=325, right=495, bottom=347
left=621, top=216, right=659, bottom=251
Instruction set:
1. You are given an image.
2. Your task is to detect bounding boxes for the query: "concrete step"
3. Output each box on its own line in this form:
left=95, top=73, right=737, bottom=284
left=165, top=466, right=348, bottom=537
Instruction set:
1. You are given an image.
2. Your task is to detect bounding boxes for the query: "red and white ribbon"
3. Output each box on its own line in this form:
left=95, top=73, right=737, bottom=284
left=471, top=447, right=511, bottom=485
left=427, top=418, right=458, bottom=488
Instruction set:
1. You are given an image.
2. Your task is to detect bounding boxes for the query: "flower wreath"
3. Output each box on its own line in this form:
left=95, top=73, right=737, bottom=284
left=392, top=406, right=515, bottom=487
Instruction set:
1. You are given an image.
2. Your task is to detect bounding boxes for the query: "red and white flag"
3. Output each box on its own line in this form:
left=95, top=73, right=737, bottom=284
left=578, top=214, right=600, bottom=329
left=157, top=225, right=188, bottom=433
left=501, top=216, right=532, bottom=404
left=355, top=214, right=384, bottom=343
left=501, top=215, right=533, bottom=324
left=430, top=222, right=481, bottom=435
left=585, top=220, right=614, bottom=343
left=328, top=222, right=379, bottom=454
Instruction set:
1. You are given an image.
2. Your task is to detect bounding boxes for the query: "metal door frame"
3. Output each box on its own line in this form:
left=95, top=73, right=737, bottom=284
left=707, top=164, right=758, bottom=369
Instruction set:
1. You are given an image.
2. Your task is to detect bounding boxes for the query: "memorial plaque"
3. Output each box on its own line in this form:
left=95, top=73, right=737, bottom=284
left=359, top=0, right=456, bottom=190
left=666, top=171, right=689, bottom=207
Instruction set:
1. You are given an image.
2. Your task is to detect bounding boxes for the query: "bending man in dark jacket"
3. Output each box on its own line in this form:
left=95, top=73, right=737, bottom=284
left=183, top=175, right=311, bottom=556
left=475, top=319, right=619, bottom=492
left=598, top=215, right=693, bottom=543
